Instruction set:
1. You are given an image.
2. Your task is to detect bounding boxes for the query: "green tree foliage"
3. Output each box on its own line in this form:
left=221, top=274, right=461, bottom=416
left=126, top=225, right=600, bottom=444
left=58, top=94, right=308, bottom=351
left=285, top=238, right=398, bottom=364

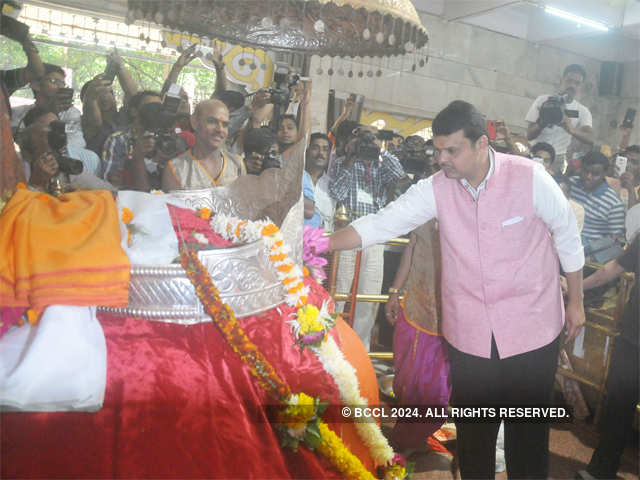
left=0, top=36, right=217, bottom=107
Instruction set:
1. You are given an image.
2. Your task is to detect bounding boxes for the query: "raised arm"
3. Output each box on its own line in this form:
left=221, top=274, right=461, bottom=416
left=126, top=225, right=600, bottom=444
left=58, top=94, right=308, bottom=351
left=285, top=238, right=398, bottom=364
left=110, top=51, right=138, bottom=103
left=161, top=45, right=196, bottom=97
left=295, top=79, right=311, bottom=143
left=210, top=42, right=228, bottom=98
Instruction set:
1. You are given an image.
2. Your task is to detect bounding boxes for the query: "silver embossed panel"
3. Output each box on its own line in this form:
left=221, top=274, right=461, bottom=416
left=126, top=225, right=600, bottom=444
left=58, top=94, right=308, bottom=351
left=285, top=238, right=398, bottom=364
left=98, top=239, right=286, bottom=324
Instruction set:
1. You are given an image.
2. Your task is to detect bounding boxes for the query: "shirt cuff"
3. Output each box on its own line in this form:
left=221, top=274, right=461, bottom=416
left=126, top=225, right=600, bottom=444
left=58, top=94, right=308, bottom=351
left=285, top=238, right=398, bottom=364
left=559, top=247, right=585, bottom=273
left=351, top=215, right=376, bottom=250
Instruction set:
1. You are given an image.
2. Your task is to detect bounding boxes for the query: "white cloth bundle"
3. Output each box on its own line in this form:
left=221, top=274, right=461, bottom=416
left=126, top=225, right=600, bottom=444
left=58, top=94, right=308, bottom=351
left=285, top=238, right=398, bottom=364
left=0, top=306, right=106, bottom=412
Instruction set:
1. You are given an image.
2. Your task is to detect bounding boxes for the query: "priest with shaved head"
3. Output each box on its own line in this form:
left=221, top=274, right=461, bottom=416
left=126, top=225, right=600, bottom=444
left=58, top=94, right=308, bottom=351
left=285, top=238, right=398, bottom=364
left=162, top=99, right=245, bottom=191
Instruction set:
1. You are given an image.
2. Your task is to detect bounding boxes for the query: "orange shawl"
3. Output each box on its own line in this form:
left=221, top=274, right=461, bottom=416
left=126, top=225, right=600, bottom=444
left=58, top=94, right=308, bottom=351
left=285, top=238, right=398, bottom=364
left=0, top=188, right=130, bottom=309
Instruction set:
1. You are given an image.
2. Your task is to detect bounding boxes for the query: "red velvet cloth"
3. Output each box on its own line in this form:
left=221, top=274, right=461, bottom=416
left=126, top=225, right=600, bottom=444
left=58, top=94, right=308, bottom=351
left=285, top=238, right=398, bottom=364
left=1, top=278, right=375, bottom=478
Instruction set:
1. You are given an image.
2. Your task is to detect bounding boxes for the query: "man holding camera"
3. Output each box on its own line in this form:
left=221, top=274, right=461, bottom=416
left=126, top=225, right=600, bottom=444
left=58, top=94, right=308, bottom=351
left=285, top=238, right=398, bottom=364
left=81, top=51, right=138, bottom=156
left=101, top=90, right=162, bottom=189
left=329, top=125, right=406, bottom=349
left=18, top=106, right=110, bottom=192
left=526, top=64, right=594, bottom=175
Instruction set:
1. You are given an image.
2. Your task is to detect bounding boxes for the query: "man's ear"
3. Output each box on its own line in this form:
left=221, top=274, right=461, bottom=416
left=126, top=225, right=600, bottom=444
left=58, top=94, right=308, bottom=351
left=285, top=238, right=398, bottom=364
left=475, top=134, right=489, bottom=151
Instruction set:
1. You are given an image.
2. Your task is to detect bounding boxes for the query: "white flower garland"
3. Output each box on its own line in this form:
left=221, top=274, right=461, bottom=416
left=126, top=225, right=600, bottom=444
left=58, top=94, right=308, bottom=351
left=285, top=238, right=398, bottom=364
left=313, top=333, right=395, bottom=466
left=208, top=212, right=396, bottom=468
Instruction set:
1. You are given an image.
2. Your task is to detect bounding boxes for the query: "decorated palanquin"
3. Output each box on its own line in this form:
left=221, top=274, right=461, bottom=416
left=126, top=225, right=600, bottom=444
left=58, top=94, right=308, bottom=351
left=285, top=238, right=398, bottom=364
left=0, top=142, right=406, bottom=479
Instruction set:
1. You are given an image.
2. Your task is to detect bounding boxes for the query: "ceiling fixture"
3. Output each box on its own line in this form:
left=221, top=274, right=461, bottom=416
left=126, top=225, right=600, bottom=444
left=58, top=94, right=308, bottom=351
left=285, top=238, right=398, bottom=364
left=126, top=0, right=430, bottom=77
left=544, top=5, right=609, bottom=31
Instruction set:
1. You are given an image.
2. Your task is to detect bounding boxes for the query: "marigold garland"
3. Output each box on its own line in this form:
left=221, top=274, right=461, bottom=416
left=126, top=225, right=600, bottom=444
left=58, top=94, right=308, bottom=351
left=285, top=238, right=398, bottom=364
left=179, top=247, right=377, bottom=480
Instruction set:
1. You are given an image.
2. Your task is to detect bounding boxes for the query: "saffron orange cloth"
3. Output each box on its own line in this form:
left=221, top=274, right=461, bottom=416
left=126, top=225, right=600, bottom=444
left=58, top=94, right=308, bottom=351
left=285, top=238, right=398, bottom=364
left=0, top=188, right=129, bottom=309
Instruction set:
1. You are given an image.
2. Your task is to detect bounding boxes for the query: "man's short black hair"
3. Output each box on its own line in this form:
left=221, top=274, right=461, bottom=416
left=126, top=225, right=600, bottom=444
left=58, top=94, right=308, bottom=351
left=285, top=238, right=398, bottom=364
left=22, top=105, right=56, bottom=127
left=80, top=81, right=90, bottom=102
left=43, top=63, right=65, bottom=77
left=309, top=132, right=330, bottom=145
left=278, top=114, right=297, bottom=128
left=581, top=151, right=609, bottom=170
left=625, top=144, right=640, bottom=155
left=531, top=142, right=556, bottom=163
left=215, top=90, right=245, bottom=112
left=392, top=133, right=404, bottom=141
left=244, top=127, right=278, bottom=155
left=432, top=100, right=487, bottom=143
left=335, top=120, right=360, bottom=142
left=563, top=64, right=586, bottom=80
left=127, top=90, right=161, bottom=111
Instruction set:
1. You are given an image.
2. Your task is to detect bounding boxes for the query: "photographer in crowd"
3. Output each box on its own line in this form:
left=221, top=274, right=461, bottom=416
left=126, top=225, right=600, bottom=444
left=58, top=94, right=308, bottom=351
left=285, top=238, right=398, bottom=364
left=11, top=63, right=85, bottom=149
left=81, top=51, right=138, bottom=156
left=101, top=90, right=162, bottom=188
left=243, top=127, right=282, bottom=176
left=162, top=99, right=245, bottom=191
left=526, top=64, right=593, bottom=174
left=329, top=125, right=406, bottom=349
left=18, top=106, right=110, bottom=191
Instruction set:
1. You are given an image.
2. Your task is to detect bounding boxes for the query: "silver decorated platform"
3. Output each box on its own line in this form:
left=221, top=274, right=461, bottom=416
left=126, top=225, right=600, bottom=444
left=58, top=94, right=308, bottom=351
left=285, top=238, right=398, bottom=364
left=98, top=239, right=286, bottom=324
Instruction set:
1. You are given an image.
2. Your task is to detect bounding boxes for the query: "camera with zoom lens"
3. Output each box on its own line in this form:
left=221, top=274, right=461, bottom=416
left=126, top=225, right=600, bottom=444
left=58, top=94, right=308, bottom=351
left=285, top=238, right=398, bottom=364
left=47, top=120, right=84, bottom=175
left=138, top=86, right=186, bottom=159
left=267, top=62, right=300, bottom=106
left=261, top=150, right=283, bottom=172
left=351, top=128, right=381, bottom=161
left=398, top=135, right=433, bottom=176
left=538, top=92, right=575, bottom=127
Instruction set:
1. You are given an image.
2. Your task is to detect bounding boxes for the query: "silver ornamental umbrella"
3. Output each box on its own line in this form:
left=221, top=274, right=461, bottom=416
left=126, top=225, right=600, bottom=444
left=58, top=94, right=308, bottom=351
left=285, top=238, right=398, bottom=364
left=127, top=0, right=429, bottom=69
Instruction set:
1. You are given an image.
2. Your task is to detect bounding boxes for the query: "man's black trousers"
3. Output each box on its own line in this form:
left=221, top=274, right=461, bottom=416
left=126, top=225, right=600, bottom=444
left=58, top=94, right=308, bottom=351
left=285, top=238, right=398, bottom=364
left=447, top=335, right=560, bottom=479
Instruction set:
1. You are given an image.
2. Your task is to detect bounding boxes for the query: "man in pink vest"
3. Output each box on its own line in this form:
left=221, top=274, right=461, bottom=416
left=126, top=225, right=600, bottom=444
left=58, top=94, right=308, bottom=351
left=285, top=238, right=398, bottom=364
left=330, top=100, right=585, bottom=478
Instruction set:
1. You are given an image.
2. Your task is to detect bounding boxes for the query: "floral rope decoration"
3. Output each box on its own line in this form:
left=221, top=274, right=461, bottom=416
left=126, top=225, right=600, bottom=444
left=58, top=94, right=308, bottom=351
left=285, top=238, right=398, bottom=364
left=208, top=211, right=406, bottom=479
left=180, top=248, right=291, bottom=401
left=178, top=246, right=376, bottom=480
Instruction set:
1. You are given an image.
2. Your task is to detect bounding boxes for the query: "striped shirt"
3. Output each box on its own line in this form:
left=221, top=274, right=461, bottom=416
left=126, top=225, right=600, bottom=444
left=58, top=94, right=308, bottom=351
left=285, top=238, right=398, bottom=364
left=329, top=151, right=405, bottom=221
left=569, top=176, right=625, bottom=242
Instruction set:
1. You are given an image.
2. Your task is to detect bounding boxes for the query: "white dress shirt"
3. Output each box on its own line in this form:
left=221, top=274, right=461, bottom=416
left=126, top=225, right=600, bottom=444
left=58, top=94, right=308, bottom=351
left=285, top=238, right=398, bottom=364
left=353, top=151, right=584, bottom=273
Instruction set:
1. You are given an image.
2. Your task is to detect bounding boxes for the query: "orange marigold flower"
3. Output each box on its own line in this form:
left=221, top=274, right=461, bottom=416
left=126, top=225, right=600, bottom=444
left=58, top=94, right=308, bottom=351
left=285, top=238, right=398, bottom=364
left=302, top=266, right=310, bottom=276
left=198, top=207, right=213, bottom=220
left=281, top=276, right=298, bottom=284
left=270, top=240, right=284, bottom=250
left=121, top=207, right=134, bottom=224
left=235, top=221, right=247, bottom=239
left=37, top=193, right=51, bottom=203
left=16, top=182, right=27, bottom=190
left=261, top=224, right=279, bottom=236
left=299, top=295, right=308, bottom=305
left=287, top=282, right=304, bottom=294
left=269, top=253, right=288, bottom=262
left=26, top=309, right=41, bottom=325
left=277, top=263, right=294, bottom=273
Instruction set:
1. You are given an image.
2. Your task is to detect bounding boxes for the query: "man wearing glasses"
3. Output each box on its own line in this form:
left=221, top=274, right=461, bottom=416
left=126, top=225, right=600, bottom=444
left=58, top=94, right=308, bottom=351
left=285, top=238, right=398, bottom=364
left=11, top=63, right=84, bottom=148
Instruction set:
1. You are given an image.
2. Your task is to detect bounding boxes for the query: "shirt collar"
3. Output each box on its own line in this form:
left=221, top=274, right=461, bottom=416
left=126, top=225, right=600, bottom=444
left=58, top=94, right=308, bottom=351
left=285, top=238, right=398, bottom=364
left=459, top=149, right=495, bottom=201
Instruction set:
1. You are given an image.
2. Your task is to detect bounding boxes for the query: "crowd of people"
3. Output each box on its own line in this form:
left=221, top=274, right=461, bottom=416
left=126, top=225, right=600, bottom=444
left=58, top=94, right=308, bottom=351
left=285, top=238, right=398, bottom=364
left=1, top=16, right=638, bottom=480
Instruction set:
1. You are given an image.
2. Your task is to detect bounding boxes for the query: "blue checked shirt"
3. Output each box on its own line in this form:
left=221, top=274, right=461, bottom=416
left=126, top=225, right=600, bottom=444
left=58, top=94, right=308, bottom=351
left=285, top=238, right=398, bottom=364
left=329, top=151, right=405, bottom=221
